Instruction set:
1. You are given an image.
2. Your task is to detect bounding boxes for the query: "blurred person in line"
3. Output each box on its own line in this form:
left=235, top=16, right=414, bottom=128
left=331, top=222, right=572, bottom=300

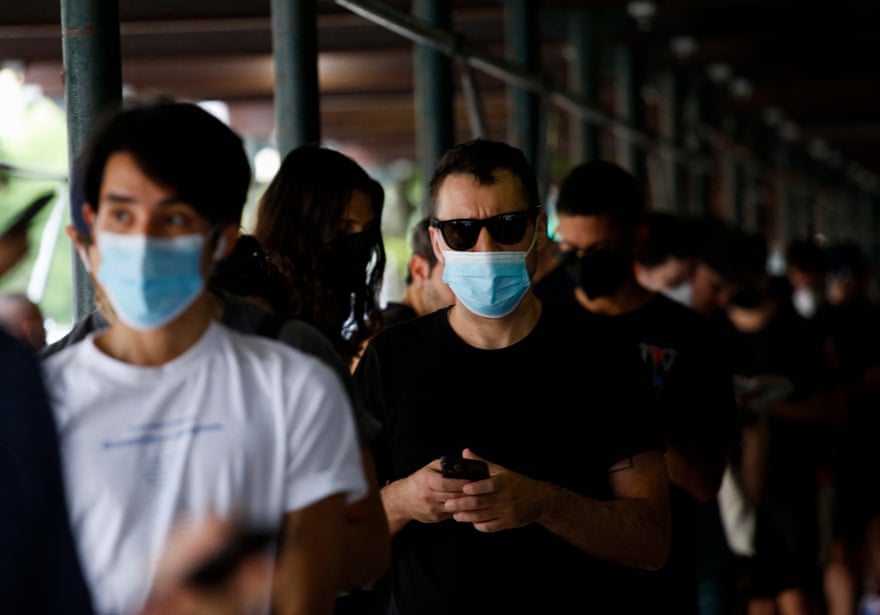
left=42, top=101, right=367, bottom=615
left=0, top=206, right=273, bottom=615
left=634, top=210, right=700, bottom=306
left=380, top=216, right=454, bottom=328
left=716, top=232, right=840, bottom=615
left=0, top=291, right=46, bottom=350
left=42, top=187, right=391, bottom=598
left=689, top=219, right=758, bottom=319
left=355, top=139, right=671, bottom=614
left=785, top=237, right=827, bottom=320
left=253, top=144, right=386, bottom=372
left=553, top=160, right=738, bottom=615
left=812, top=242, right=880, bottom=615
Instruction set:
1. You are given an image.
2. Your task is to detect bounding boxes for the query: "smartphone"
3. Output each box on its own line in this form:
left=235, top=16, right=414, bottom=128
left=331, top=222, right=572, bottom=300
left=440, top=455, right=489, bottom=481
left=185, top=528, right=276, bottom=588
left=0, top=192, right=54, bottom=239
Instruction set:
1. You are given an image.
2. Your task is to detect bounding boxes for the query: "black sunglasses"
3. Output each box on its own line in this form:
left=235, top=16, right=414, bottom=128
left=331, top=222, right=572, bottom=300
left=430, top=210, right=533, bottom=251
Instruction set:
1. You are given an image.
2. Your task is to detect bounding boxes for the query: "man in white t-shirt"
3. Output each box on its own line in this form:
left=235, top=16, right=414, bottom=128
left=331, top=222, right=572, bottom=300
left=42, top=102, right=367, bottom=615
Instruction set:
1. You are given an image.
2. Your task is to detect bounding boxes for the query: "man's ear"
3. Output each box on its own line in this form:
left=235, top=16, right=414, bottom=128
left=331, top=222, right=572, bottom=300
left=429, top=226, right=444, bottom=263
left=535, top=210, right=549, bottom=250
left=408, top=254, right=431, bottom=288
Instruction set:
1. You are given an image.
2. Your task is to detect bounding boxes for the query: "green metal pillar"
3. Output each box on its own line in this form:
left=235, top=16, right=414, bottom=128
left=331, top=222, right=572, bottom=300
left=568, top=9, right=601, bottom=163
left=505, top=0, right=541, bottom=169
left=413, top=0, right=453, bottom=215
left=61, top=0, right=122, bottom=320
left=272, top=0, right=320, bottom=158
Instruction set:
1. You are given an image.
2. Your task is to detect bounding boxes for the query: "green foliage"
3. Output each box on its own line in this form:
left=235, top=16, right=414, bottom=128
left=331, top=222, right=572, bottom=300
left=0, top=94, right=73, bottom=333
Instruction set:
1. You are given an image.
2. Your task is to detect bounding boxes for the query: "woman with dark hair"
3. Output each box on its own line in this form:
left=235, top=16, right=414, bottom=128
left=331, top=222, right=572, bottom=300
left=254, top=144, right=386, bottom=370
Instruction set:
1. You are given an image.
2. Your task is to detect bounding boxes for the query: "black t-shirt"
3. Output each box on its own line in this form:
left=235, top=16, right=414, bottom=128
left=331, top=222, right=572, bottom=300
left=567, top=293, right=738, bottom=615
left=715, top=305, right=832, bottom=499
left=380, top=301, right=418, bottom=329
left=355, top=297, right=662, bottom=615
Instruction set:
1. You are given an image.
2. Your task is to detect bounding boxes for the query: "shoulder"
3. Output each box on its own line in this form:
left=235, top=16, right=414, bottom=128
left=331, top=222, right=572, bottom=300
left=38, top=310, right=108, bottom=361
left=380, top=302, right=418, bottom=328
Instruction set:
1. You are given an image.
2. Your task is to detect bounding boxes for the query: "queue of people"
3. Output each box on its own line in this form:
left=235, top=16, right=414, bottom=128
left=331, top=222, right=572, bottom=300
left=4, top=98, right=880, bottom=615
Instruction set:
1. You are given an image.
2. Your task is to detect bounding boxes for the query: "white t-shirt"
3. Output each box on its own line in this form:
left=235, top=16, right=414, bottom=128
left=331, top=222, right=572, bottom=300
left=43, top=322, right=367, bottom=615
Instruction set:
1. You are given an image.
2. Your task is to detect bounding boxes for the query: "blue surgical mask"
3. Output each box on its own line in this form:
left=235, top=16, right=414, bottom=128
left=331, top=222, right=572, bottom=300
left=441, top=228, right=536, bottom=318
left=96, top=231, right=206, bottom=331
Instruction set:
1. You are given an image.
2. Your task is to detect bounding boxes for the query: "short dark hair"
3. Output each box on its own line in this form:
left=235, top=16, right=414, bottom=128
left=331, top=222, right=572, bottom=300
left=82, top=102, right=252, bottom=227
left=786, top=238, right=826, bottom=275
left=428, top=139, right=541, bottom=217
left=555, top=160, right=645, bottom=235
left=825, top=241, right=868, bottom=278
left=406, top=217, right=437, bottom=286
left=636, top=211, right=699, bottom=267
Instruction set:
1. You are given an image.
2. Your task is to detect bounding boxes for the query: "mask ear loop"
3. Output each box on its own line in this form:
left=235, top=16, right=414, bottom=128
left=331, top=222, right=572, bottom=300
left=212, top=235, right=227, bottom=261
left=207, top=224, right=228, bottom=262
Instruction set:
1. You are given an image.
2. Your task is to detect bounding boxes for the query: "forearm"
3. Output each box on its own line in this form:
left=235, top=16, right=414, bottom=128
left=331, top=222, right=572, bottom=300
left=274, top=497, right=345, bottom=615
left=536, top=480, right=670, bottom=570
left=380, top=480, right=411, bottom=537
left=340, top=450, right=391, bottom=588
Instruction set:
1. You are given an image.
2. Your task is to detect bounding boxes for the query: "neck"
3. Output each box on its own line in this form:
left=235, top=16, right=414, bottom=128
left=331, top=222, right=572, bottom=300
left=94, top=293, right=214, bottom=366
left=727, top=299, right=778, bottom=333
left=575, top=278, right=653, bottom=315
left=447, top=292, right=541, bottom=350
left=399, top=286, right=419, bottom=314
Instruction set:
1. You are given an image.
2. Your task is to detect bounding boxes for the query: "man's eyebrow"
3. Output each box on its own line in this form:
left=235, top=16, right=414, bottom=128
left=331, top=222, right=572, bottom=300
left=101, top=192, right=187, bottom=207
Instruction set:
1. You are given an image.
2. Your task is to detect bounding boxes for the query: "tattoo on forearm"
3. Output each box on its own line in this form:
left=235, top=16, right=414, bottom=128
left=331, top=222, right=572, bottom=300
left=609, top=457, right=634, bottom=474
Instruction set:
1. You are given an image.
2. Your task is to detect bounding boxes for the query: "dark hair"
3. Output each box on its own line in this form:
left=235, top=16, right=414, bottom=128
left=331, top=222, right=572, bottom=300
left=405, top=217, right=437, bottom=286
left=636, top=211, right=699, bottom=267
left=786, top=238, right=826, bottom=275
left=428, top=139, right=541, bottom=217
left=825, top=241, right=868, bottom=278
left=701, top=223, right=766, bottom=286
left=82, top=102, right=252, bottom=227
left=253, top=144, right=386, bottom=364
left=555, top=160, right=645, bottom=236
left=208, top=235, right=290, bottom=313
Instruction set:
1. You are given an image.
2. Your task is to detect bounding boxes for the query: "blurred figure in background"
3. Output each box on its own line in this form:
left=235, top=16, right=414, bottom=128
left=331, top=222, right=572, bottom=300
left=785, top=238, right=827, bottom=320
left=0, top=291, right=45, bottom=350
left=634, top=211, right=700, bottom=305
left=380, top=217, right=454, bottom=328
left=717, top=232, right=837, bottom=615
left=690, top=220, right=759, bottom=320
left=254, top=144, right=386, bottom=372
left=813, top=242, right=880, bottom=615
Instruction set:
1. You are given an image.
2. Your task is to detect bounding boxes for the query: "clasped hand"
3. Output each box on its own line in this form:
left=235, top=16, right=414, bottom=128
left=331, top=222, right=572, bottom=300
left=403, top=448, right=544, bottom=533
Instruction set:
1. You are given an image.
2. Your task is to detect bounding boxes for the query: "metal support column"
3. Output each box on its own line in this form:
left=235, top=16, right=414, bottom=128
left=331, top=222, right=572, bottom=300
left=684, top=74, right=710, bottom=216
left=568, top=9, right=601, bottom=163
left=413, top=0, right=453, bottom=215
left=613, top=43, right=646, bottom=179
left=61, top=0, right=122, bottom=320
left=272, top=0, right=320, bottom=158
left=505, top=0, right=540, bottom=169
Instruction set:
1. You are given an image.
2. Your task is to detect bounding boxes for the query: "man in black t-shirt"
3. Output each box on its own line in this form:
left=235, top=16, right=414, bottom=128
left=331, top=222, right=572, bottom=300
left=553, top=160, right=739, bottom=615
left=356, top=140, right=670, bottom=614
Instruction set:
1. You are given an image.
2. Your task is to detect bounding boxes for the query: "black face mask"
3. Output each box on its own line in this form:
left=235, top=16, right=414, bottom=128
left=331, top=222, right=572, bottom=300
left=326, top=230, right=377, bottom=290
left=564, top=247, right=630, bottom=300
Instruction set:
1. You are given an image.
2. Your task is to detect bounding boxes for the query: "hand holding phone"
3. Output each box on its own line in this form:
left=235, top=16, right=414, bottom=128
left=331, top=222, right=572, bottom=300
left=440, top=454, right=489, bottom=481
